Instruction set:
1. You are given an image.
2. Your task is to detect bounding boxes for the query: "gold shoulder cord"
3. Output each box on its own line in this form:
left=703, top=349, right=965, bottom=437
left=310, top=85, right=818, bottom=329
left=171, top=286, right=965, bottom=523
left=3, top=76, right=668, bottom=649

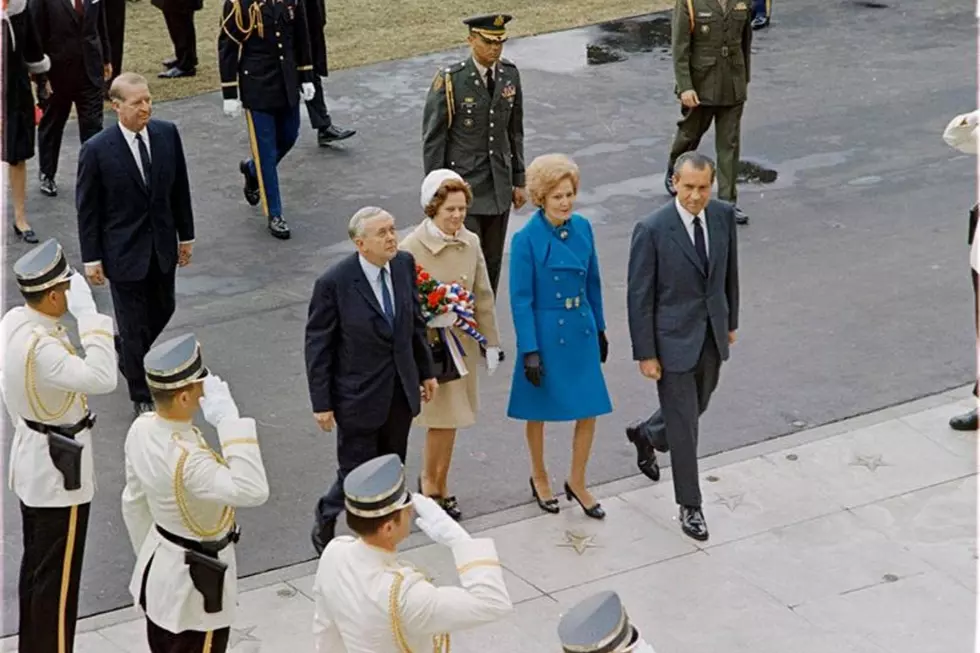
left=25, top=331, right=86, bottom=421
left=388, top=570, right=451, bottom=653
left=445, top=72, right=454, bottom=129
left=687, top=0, right=695, bottom=33
left=172, top=429, right=236, bottom=538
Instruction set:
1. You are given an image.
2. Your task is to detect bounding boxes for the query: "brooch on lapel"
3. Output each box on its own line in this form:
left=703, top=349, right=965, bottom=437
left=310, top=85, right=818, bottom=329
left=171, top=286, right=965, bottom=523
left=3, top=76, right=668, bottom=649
left=501, top=82, right=516, bottom=99
left=558, top=228, right=569, bottom=240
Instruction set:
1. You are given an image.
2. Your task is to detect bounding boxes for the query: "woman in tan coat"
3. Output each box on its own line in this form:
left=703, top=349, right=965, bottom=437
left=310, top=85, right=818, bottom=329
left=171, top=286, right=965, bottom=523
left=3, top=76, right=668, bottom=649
left=400, top=169, right=502, bottom=519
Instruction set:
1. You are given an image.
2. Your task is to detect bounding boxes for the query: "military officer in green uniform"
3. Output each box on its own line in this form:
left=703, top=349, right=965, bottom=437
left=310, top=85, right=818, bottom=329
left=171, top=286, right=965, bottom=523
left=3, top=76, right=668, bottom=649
left=422, top=13, right=527, bottom=298
left=666, top=0, right=752, bottom=225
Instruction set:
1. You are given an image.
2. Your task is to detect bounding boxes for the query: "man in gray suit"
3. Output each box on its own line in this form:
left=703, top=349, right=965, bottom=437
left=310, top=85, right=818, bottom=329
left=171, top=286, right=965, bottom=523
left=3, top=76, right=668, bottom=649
left=625, top=151, right=739, bottom=542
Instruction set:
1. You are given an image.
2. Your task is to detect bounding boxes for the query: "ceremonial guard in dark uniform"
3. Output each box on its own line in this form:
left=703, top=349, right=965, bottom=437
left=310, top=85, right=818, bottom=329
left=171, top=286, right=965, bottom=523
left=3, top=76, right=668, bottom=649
left=667, top=0, right=752, bottom=225
left=1, top=240, right=118, bottom=653
left=122, top=334, right=269, bottom=653
left=422, top=13, right=527, bottom=298
left=750, top=0, right=770, bottom=29
left=218, top=0, right=316, bottom=240
left=302, top=0, right=355, bottom=146
left=154, top=0, right=202, bottom=78
left=558, top=591, right=657, bottom=653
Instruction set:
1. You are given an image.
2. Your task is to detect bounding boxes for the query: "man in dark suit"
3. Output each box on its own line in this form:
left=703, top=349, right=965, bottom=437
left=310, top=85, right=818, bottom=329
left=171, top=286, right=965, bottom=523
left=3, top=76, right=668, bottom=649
left=154, top=0, right=201, bottom=78
left=30, top=0, right=112, bottom=197
left=302, top=0, right=355, bottom=147
left=625, top=151, right=739, bottom=542
left=76, top=72, right=195, bottom=416
left=304, top=206, right=436, bottom=554
left=103, top=0, right=124, bottom=89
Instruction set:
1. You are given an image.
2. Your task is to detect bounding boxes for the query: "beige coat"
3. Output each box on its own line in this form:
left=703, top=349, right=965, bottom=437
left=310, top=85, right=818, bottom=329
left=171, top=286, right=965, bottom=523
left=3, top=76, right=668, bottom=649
left=400, top=220, right=500, bottom=429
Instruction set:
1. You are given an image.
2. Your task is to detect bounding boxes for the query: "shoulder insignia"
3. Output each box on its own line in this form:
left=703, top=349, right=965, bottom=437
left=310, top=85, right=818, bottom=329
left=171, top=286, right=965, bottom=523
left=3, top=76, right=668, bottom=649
left=432, top=72, right=444, bottom=91
left=499, top=57, right=517, bottom=68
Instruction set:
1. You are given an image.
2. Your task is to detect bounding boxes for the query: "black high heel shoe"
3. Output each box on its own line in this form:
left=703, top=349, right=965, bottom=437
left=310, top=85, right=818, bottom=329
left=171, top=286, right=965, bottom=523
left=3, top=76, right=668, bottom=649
left=13, top=224, right=38, bottom=244
left=564, top=481, right=605, bottom=520
left=530, top=477, right=560, bottom=514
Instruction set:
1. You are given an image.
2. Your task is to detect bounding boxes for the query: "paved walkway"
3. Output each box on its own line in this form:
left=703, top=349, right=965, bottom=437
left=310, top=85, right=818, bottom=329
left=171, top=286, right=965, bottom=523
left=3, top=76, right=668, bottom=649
left=4, top=388, right=975, bottom=653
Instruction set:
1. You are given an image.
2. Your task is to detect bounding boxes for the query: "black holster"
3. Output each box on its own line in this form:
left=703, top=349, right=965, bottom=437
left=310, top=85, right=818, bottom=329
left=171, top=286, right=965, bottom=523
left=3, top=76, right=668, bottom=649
left=185, top=550, right=228, bottom=614
left=23, top=414, right=94, bottom=491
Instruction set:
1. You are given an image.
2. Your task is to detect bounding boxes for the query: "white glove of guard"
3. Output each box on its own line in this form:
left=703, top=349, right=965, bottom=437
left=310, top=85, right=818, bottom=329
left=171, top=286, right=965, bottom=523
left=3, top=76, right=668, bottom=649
left=223, top=99, right=242, bottom=118
left=485, top=346, right=502, bottom=375
left=427, top=312, right=457, bottom=329
left=966, top=111, right=980, bottom=127
left=412, top=494, right=471, bottom=547
left=199, top=374, right=240, bottom=426
left=300, top=83, right=315, bottom=102
left=66, top=273, right=97, bottom=318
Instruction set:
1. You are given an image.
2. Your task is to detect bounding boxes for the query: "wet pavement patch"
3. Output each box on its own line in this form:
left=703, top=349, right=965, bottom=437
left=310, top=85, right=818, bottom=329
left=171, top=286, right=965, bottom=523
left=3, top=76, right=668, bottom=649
left=736, top=159, right=779, bottom=184
left=586, top=15, right=673, bottom=66
left=852, top=0, right=889, bottom=7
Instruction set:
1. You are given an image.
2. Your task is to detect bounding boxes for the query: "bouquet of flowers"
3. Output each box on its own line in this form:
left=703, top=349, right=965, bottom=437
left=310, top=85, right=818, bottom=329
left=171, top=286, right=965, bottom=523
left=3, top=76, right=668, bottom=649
left=415, top=265, right=487, bottom=347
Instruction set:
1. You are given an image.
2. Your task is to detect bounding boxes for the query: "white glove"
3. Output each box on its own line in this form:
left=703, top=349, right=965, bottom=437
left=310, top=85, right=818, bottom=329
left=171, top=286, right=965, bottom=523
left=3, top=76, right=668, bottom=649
left=486, top=346, right=502, bottom=375
left=427, top=312, right=457, bottom=329
left=966, top=111, right=980, bottom=127
left=199, top=374, right=240, bottom=426
left=300, top=83, right=315, bottom=101
left=223, top=99, right=242, bottom=118
left=412, top=494, right=471, bottom=547
left=66, top=273, right=97, bottom=318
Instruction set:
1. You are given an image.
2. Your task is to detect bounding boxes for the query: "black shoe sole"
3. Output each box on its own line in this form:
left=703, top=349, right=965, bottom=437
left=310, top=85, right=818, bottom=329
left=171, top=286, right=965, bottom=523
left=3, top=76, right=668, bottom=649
left=682, top=525, right=710, bottom=542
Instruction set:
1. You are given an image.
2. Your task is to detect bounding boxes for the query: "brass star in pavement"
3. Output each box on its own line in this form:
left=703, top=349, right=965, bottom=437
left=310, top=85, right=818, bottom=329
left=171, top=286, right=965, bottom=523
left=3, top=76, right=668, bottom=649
left=557, top=530, right=599, bottom=555
left=713, top=493, right=745, bottom=512
left=228, top=625, right=260, bottom=649
left=850, top=454, right=889, bottom=472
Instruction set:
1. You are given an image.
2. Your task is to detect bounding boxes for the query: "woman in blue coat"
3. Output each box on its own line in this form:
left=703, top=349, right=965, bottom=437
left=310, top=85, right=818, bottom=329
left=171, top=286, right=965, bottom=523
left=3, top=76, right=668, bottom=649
left=507, top=153, right=613, bottom=520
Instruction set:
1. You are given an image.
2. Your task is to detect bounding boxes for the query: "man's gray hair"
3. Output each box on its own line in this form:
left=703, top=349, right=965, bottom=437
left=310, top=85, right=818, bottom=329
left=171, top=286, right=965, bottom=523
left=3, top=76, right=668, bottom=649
left=674, top=151, right=716, bottom=180
left=108, top=72, right=149, bottom=102
left=348, top=206, right=390, bottom=240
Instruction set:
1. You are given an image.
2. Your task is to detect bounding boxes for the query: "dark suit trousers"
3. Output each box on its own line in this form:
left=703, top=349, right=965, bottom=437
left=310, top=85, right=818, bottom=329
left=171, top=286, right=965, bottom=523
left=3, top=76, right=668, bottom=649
left=305, top=75, right=332, bottom=130
left=163, top=8, right=197, bottom=71
left=464, top=211, right=510, bottom=298
left=38, top=75, right=104, bottom=179
left=638, top=331, right=721, bottom=507
left=316, top=380, right=413, bottom=526
left=19, top=502, right=90, bottom=653
left=105, top=0, right=125, bottom=84
left=109, top=253, right=177, bottom=402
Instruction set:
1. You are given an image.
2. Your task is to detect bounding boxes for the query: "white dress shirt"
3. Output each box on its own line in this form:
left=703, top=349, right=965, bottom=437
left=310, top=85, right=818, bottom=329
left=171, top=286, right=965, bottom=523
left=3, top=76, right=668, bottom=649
left=358, top=255, right=396, bottom=317
left=472, top=56, right=495, bottom=85
left=675, top=198, right=709, bottom=251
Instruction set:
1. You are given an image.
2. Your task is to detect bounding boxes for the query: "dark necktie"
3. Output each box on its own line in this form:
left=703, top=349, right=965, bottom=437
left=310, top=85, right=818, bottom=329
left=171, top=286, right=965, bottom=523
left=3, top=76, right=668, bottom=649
left=693, top=216, right=708, bottom=272
left=379, top=267, right=395, bottom=325
left=135, top=133, right=151, bottom=189
left=485, top=69, right=495, bottom=96
left=75, top=0, right=83, bottom=15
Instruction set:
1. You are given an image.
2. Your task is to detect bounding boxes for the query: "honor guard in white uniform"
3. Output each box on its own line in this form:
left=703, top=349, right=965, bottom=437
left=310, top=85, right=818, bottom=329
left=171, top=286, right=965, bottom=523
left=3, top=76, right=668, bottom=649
left=312, top=453, right=512, bottom=652
left=121, top=334, right=269, bottom=653
left=0, top=239, right=117, bottom=653
left=558, top=591, right=657, bottom=653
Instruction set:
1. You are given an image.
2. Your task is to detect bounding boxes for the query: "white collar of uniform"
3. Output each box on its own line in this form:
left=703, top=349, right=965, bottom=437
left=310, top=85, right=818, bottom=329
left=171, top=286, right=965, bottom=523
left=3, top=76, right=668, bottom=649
left=358, top=254, right=391, bottom=283
left=353, top=538, right=398, bottom=565
left=674, top=197, right=706, bottom=229
left=149, top=413, right=198, bottom=437
left=24, top=305, right=61, bottom=329
left=118, top=122, right=149, bottom=145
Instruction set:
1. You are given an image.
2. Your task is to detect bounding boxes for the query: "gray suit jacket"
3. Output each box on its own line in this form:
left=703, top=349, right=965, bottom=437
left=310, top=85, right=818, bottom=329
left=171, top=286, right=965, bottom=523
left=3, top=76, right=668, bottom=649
left=627, top=199, right=740, bottom=373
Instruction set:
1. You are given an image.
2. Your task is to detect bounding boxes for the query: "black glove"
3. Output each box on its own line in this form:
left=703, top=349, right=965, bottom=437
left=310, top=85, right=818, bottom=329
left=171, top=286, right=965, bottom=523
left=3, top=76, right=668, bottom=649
left=523, top=352, right=544, bottom=387
left=598, top=331, right=609, bottom=364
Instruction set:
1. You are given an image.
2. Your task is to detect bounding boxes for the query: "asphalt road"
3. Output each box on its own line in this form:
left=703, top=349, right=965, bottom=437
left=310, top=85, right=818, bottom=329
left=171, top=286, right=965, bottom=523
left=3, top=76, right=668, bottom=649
left=2, top=0, right=975, bottom=633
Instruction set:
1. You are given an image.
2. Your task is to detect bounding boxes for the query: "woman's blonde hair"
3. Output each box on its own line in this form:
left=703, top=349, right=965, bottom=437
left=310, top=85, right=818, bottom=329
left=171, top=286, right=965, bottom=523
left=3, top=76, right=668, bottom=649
left=526, top=154, right=580, bottom=207
left=423, top=178, right=474, bottom=218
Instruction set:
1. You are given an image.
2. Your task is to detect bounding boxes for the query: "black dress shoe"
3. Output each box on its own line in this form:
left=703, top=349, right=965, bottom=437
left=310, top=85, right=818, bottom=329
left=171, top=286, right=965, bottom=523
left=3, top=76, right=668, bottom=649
left=625, top=424, right=661, bottom=482
left=317, top=124, right=356, bottom=146
left=680, top=505, right=709, bottom=541
left=949, top=408, right=978, bottom=431
left=162, top=58, right=178, bottom=68
left=39, top=175, right=57, bottom=197
left=564, top=481, right=605, bottom=520
left=751, top=15, right=770, bottom=30
left=268, top=215, right=291, bottom=240
left=665, top=169, right=677, bottom=196
left=13, top=225, right=39, bottom=243
left=530, top=477, right=560, bottom=514
left=311, top=519, right=336, bottom=555
left=157, top=67, right=196, bottom=79
left=240, top=160, right=261, bottom=206
left=733, top=207, right=749, bottom=225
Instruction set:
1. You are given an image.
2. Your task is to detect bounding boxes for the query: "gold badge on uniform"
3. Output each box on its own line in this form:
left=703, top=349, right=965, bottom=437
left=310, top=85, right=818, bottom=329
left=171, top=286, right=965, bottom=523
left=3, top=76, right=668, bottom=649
left=494, top=14, right=505, bottom=26
left=463, top=118, right=474, bottom=127
left=501, top=82, right=516, bottom=99
left=701, top=24, right=710, bottom=33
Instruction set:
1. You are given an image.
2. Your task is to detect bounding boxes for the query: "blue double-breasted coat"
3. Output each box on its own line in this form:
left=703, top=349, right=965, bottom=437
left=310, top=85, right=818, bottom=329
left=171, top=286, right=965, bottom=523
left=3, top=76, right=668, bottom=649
left=507, top=210, right=613, bottom=422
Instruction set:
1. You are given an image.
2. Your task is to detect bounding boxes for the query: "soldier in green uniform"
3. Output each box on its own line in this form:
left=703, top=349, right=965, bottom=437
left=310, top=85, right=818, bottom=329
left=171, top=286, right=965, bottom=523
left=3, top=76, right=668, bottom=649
left=421, top=13, right=527, bottom=298
left=666, top=0, right=752, bottom=225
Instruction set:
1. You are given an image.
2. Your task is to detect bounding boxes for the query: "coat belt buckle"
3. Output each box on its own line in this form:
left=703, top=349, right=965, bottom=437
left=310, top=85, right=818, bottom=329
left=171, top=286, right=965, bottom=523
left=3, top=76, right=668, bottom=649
left=564, top=297, right=573, bottom=310
left=574, top=297, right=581, bottom=308
left=720, top=46, right=729, bottom=56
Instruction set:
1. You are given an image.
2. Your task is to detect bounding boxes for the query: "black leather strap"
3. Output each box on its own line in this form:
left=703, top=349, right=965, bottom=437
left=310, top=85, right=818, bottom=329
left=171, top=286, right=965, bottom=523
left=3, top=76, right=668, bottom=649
left=23, top=413, right=96, bottom=438
left=156, top=524, right=240, bottom=557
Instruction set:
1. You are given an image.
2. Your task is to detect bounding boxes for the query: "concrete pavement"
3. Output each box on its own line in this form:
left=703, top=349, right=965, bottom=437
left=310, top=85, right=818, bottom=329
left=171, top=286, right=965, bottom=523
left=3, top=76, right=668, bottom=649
left=3, top=388, right=975, bottom=652
left=3, top=0, right=978, bottom=632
